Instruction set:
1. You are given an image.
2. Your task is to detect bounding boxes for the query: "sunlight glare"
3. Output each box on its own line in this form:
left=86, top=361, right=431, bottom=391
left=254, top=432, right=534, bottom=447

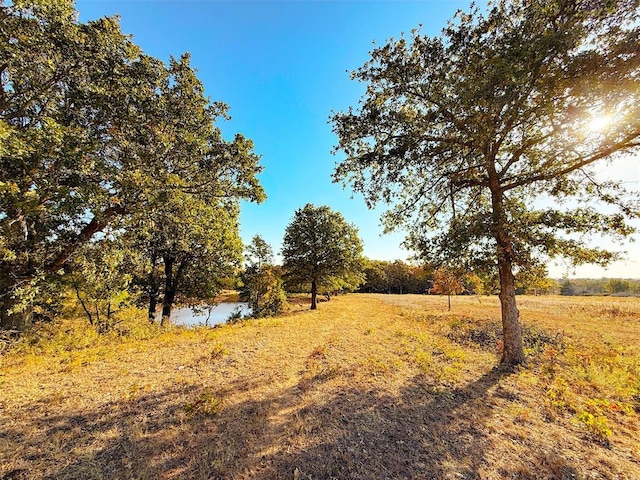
left=588, top=115, right=611, bottom=133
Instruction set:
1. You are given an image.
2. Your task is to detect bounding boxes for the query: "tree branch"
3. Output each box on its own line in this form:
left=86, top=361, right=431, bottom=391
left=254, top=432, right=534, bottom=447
left=45, top=204, right=126, bottom=273
left=501, top=131, right=640, bottom=192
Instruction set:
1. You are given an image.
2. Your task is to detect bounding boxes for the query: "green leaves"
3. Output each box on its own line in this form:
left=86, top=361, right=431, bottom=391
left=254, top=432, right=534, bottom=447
left=332, top=0, right=640, bottom=364
left=332, top=0, right=640, bottom=273
left=68, top=240, right=138, bottom=333
left=0, top=1, right=265, bottom=329
left=282, top=204, right=364, bottom=308
left=241, top=236, right=287, bottom=318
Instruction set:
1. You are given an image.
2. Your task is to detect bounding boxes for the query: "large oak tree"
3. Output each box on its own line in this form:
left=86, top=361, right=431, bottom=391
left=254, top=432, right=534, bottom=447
left=0, top=0, right=153, bottom=329
left=331, top=0, right=640, bottom=365
left=123, top=54, right=264, bottom=323
left=0, top=0, right=264, bottom=329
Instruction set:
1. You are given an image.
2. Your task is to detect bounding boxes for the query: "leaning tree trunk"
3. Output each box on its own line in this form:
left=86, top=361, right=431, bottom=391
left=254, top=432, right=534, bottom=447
left=310, top=279, right=317, bottom=310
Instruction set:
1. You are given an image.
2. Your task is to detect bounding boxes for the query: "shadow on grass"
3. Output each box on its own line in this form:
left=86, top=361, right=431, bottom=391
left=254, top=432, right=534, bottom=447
left=1, top=368, right=581, bottom=480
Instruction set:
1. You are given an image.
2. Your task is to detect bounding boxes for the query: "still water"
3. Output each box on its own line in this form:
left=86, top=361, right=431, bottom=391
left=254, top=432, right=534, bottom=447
left=169, top=302, right=252, bottom=327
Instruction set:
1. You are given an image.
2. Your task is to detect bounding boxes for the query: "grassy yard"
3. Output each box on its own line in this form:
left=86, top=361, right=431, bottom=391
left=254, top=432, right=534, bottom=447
left=1, top=294, right=639, bottom=479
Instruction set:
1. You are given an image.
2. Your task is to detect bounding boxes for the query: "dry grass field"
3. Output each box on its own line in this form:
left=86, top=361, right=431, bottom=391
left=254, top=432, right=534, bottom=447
left=1, top=294, right=639, bottom=479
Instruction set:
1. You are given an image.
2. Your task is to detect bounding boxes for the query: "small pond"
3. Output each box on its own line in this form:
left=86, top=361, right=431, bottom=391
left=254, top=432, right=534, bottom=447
left=168, top=302, right=252, bottom=327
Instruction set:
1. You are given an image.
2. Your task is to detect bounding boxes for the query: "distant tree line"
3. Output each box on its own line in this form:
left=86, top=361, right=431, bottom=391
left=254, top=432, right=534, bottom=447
left=358, top=260, right=430, bottom=294
left=241, top=231, right=640, bottom=318
left=559, top=278, right=640, bottom=296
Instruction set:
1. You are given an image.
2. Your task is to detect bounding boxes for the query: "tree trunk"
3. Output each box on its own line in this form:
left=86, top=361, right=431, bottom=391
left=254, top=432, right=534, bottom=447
left=0, top=206, right=126, bottom=332
left=497, top=250, right=525, bottom=366
left=106, top=301, right=112, bottom=331
left=161, top=256, right=174, bottom=326
left=447, top=294, right=451, bottom=311
left=161, top=290, right=174, bottom=325
left=310, top=280, right=317, bottom=310
left=488, top=170, right=525, bottom=367
left=147, top=253, right=159, bottom=323
left=46, top=205, right=126, bottom=273
left=148, top=290, right=158, bottom=324
left=161, top=255, right=187, bottom=325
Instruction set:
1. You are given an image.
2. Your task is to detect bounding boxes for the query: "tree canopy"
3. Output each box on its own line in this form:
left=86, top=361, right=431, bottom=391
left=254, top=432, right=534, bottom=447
left=245, top=234, right=274, bottom=271
left=0, top=0, right=264, bottom=329
left=332, top=0, right=640, bottom=365
left=282, top=204, right=364, bottom=310
left=240, top=235, right=287, bottom=318
left=432, top=267, right=465, bottom=311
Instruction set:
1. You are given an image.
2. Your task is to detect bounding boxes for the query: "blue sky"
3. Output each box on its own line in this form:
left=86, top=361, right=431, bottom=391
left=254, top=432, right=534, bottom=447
left=76, top=0, right=639, bottom=279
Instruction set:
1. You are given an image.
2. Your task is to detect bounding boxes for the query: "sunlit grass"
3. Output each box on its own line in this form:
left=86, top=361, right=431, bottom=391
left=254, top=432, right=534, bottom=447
left=1, top=293, right=639, bottom=479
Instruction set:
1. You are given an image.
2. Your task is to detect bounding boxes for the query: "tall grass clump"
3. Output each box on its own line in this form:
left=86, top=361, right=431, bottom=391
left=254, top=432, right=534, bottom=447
left=3, top=305, right=168, bottom=361
left=531, top=334, right=639, bottom=439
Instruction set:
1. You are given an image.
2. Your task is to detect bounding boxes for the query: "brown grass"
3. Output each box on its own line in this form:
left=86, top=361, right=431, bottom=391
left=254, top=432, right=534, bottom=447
left=1, top=294, right=639, bottom=479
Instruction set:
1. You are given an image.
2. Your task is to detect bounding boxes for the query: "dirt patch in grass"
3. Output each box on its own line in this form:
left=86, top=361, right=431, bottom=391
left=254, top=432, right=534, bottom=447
left=1, top=294, right=639, bottom=479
